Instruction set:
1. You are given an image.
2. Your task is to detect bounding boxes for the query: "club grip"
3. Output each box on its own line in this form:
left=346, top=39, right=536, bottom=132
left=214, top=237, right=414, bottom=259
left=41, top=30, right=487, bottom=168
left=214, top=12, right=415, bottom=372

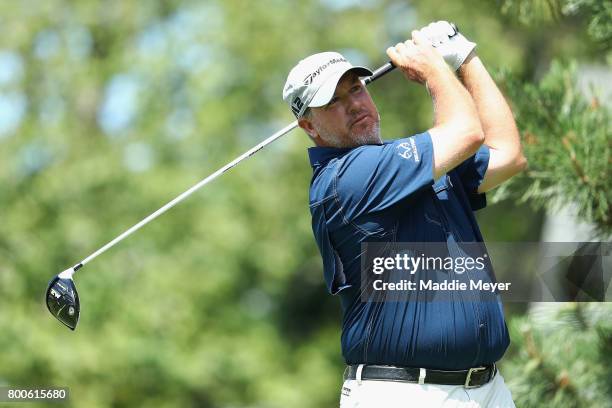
left=363, top=61, right=396, bottom=85
left=364, top=22, right=459, bottom=86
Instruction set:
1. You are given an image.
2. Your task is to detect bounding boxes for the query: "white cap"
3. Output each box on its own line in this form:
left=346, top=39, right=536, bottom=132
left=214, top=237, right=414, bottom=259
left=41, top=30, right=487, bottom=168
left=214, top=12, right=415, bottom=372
left=283, top=52, right=373, bottom=118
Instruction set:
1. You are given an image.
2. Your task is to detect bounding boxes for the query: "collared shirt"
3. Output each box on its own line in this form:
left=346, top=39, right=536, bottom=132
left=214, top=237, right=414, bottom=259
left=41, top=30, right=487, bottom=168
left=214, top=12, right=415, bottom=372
left=308, top=131, right=510, bottom=370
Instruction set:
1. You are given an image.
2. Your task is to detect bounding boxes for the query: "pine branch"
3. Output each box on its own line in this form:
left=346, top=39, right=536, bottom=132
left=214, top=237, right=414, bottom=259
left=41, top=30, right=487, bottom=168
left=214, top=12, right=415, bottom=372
left=492, top=61, right=612, bottom=237
left=561, top=133, right=591, bottom=185
left=521, top=325, right=582, bottom=402
left=505, top=305, right=612, bottom=407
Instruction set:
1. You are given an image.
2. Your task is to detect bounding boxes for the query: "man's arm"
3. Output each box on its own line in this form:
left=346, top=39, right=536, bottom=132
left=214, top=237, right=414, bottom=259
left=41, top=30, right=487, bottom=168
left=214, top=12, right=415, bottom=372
left=386, top=31, right=484, bottom=180
left=459, top=53, right=527, bottom=193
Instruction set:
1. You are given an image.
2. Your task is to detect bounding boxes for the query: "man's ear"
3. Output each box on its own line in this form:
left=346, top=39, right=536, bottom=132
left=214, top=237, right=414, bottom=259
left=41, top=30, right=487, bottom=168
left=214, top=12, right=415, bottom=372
left=298, top=117, right=317, bottom=139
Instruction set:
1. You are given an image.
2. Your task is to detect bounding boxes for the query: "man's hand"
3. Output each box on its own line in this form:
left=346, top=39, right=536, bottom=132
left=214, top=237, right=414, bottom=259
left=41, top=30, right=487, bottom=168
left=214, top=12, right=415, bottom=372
left=386, top=30, right=451, bottom=85
left=419, top=21, right=476, bottom=71
left=387, top=29, right=484, bottom=180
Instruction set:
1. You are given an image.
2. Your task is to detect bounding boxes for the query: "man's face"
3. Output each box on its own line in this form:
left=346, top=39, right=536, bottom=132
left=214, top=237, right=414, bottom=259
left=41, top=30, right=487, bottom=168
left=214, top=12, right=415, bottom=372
left=299, top=71, right=381, bottom=148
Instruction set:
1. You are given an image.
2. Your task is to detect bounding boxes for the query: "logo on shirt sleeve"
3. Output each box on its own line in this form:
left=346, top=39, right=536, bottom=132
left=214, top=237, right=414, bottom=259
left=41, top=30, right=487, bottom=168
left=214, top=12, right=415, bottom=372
left=396, top=138, right=420, bottom=162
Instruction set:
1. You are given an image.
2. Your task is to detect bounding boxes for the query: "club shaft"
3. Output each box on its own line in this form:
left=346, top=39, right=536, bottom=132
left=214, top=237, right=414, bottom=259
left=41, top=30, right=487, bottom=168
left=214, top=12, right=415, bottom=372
left=78, top=120, right=297, bottom=267
left=363, top=62, right=395, bottom=85
left=73, top=60, right=396, bottom=272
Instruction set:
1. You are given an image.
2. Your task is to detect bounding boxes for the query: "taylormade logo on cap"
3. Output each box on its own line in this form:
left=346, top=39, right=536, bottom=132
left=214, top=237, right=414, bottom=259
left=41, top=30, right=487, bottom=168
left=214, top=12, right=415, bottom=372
left=283, top=52, right=373, bottom=118
left=303, top=57, right=347, bottom=85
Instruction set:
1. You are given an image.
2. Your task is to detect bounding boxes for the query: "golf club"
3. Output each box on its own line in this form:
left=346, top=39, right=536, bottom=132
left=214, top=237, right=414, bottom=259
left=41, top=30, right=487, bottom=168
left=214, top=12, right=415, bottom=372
left=45, top=22, right=461, bottom=331
left=45, top=60, right=399, bottom=330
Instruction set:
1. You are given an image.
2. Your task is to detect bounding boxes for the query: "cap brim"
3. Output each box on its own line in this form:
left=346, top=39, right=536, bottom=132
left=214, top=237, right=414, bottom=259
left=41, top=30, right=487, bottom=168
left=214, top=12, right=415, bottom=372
left=308, top=66, right=374, bottom=108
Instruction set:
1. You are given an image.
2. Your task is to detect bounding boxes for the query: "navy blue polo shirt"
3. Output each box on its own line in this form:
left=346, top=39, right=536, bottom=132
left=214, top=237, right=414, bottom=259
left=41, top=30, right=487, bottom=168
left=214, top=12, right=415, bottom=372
left=308, top=131, right=510, bottom=370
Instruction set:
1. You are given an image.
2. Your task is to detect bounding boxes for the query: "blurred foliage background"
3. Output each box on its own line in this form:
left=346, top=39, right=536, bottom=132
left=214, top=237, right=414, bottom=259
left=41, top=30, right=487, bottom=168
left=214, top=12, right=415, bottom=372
left=0, top=0, right=609, bottom=407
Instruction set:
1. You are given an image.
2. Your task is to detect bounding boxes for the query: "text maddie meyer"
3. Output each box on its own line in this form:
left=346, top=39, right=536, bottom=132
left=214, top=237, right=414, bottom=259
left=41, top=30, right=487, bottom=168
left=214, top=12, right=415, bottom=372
left=372, top=279, right=511, bottom=292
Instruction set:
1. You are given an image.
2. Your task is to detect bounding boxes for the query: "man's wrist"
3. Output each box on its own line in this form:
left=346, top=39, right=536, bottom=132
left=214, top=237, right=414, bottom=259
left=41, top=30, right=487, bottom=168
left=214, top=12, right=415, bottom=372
left=427, top=57, right=455, bottom=78
left=425, top=63, right=456, bottom=90
left=458, top=50, right=477, bottom=72
left=458, top=53, right=483, bottom=83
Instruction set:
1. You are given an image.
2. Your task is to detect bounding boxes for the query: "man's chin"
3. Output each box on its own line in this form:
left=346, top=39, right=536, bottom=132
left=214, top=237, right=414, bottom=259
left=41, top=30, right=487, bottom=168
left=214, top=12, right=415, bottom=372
left=351, top=125, right=381, bottom=146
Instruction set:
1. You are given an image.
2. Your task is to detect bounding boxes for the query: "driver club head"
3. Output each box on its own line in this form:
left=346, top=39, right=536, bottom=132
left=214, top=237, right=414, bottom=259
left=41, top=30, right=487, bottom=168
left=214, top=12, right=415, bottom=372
left=46, top=269, right=80, bottom=330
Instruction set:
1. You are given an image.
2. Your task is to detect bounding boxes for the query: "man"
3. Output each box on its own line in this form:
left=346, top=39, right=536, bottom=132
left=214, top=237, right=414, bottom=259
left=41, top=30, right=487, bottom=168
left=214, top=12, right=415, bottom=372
left=282, top=21, right=526, bottom=407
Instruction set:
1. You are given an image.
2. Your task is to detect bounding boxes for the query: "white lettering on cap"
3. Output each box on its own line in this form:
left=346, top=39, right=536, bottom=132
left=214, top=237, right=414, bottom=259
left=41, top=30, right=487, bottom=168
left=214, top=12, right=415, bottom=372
left=303, top=57, right=347, bottom=85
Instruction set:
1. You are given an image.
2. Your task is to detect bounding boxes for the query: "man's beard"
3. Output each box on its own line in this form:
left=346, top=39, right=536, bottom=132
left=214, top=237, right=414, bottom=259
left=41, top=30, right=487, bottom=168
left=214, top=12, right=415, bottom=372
left=318, top=114, right=382, bottom=148
left=350, top=119, right=382, bottom=147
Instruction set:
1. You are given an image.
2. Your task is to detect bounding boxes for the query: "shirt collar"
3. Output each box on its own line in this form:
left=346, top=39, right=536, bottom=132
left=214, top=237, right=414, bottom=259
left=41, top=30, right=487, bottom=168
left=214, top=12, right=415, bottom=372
left=308, top=146, right=353, bottom=168
left=308, top=141, right=389, bottom=168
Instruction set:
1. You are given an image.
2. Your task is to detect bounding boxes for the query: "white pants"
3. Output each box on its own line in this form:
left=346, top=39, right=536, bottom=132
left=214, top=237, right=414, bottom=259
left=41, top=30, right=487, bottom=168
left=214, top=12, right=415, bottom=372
left=339, top=370, right=515, bottom=408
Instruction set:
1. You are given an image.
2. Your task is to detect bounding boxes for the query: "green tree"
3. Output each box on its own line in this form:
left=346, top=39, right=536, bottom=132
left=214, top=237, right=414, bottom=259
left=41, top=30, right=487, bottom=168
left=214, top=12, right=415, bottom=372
left=493, top=0, right=611, bottom=237
left=505, top=303, right=612, bottom=408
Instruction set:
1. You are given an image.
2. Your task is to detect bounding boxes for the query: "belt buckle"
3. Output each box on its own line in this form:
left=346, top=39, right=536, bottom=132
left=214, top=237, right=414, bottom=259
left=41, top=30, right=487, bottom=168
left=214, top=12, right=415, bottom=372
left=464, top=366, right=487, bottom=388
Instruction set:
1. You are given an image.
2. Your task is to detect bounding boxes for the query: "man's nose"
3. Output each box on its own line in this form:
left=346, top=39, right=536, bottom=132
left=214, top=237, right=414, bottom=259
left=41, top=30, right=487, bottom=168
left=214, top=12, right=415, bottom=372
left=345, top=95, right=362, bottom=114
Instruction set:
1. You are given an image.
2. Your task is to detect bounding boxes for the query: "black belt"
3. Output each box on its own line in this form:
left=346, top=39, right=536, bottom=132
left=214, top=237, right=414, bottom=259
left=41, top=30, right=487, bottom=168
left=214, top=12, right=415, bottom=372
left=344, top=363, right=496, bottom=389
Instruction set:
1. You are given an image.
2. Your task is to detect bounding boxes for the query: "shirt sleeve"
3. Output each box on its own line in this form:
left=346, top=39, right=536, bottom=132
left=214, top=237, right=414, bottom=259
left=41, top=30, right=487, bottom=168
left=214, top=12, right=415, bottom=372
left=334, top=132, right=435, bottom=221
left=453, top=145, right=490, bottom=211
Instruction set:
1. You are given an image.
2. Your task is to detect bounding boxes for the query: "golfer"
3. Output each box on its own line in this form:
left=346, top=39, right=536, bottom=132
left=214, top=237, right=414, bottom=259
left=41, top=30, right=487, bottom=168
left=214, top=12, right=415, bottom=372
left=283, top=21, right=525, bottom=407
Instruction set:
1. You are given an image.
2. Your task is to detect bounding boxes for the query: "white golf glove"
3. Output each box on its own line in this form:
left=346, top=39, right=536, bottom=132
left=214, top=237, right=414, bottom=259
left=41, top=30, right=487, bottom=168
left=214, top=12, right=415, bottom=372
left=420, top=21, right=476, bottom=71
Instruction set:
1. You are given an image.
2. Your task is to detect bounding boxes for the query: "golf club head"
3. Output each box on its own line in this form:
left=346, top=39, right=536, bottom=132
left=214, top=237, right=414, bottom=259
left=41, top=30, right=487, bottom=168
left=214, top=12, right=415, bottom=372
left=46, top=269, right=80, bottom=330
